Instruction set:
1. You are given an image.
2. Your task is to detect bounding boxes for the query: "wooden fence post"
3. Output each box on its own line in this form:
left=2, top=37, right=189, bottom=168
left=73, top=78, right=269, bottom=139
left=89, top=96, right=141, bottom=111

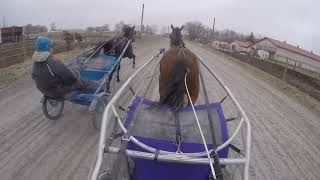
left=23, top=35, right=27, bottom=62
left=73, top=32, right=76, bottom=50
left=20, top=35, right=26, bottom=63
left=282, top=57, right=289, bottom=81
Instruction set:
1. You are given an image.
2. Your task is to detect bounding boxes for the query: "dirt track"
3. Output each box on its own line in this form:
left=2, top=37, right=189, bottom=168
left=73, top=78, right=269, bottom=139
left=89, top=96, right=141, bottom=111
left=0, top=37, right=319, bottom=180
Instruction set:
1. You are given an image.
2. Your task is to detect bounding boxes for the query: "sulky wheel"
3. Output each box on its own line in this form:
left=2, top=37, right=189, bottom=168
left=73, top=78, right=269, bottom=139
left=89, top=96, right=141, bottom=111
left=92, top=93, right=109, bottom=130
left=42, top=97, right=64, bottom=120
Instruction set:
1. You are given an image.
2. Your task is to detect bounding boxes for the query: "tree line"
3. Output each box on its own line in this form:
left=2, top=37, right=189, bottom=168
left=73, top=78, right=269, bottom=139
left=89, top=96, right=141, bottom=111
left=21, top=21, right=256, bottom=44
left=86, top=24, right=110, bottom=32
left=24, top=24, right=48, bottom=34
left=183, top=21, right=255, bottom=43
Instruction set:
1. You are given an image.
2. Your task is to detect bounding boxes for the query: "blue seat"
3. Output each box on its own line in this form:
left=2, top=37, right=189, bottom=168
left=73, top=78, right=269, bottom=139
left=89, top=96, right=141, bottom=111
left=80, top=54, right=118, bottom=81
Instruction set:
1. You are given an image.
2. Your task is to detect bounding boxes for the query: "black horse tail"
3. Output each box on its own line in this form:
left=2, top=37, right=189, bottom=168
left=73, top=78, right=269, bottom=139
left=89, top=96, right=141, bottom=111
left=160, top=59, right=188, bottom=110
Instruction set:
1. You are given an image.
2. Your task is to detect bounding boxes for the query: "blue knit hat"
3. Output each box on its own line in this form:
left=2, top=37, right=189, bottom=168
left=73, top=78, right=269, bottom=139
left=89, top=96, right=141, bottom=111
left=36, top=36, right=53, bottom=52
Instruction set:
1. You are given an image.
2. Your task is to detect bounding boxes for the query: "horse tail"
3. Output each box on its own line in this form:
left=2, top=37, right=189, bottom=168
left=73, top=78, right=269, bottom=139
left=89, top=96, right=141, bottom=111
left=160, top=59, right=188, bottom=110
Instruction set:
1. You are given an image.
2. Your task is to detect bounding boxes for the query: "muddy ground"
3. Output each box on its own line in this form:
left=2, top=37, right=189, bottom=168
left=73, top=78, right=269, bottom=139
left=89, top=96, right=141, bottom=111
left=0, top=37, right=319, bottom=180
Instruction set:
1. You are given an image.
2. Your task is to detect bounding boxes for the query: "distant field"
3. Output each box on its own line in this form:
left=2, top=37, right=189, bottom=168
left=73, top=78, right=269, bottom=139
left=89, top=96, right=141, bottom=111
left=0, top=48, right=84, bottom=86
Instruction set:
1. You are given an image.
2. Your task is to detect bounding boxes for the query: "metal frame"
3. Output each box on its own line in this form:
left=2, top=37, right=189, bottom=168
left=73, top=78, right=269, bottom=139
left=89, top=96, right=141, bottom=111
left=88, top=39, right=132, bottom=112
left=88, top=52, right=251, bottom=180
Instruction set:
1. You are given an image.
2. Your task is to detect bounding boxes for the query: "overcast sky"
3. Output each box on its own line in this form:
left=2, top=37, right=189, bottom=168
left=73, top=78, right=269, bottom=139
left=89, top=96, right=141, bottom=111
left=1, top=0, right=319, bottom=54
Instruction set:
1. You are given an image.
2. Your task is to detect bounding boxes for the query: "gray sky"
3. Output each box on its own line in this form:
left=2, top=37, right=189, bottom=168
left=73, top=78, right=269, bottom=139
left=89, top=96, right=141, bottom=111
left=1, top=0, right=319, bottom=54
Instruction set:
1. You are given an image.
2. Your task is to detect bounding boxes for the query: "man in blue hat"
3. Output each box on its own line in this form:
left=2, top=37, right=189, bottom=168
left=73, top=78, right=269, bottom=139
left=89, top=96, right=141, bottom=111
left=31, top=36, right=98, bottom=99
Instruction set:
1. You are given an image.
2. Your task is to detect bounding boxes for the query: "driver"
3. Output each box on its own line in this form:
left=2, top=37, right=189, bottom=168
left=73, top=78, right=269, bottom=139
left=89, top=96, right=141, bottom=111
left=31, top=36, right=99, bottom=99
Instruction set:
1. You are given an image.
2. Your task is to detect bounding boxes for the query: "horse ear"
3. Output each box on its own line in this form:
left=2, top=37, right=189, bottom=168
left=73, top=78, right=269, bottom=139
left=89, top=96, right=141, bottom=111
left=171, top=24, right=174, bottom=30
left=180, top=25, right=184, bottom=31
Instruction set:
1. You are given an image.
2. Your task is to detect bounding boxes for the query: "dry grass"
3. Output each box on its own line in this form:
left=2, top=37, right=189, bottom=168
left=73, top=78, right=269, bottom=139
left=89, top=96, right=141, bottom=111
left=0, top=48, right=84, bottom=86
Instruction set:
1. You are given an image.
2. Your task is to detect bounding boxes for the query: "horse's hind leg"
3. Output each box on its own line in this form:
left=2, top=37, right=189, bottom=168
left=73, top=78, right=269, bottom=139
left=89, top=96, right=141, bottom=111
left=106, top=74, right=112, bottom=93
left=116, top=62, right=121, bottom=82
left=132, top=54, right=136, bottom=69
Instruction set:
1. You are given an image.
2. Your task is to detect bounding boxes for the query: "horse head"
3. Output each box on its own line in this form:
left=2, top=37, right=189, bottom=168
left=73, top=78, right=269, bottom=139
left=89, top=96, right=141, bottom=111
left=122, top=25, right=135, bottom=41
left=170, top=24, right=184, bottom=47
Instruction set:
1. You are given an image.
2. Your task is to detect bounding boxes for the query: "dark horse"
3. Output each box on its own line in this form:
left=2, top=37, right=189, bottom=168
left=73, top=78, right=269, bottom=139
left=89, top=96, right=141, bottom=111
left=159, top=25, right=199, bottom=109
left=96, top=25, right=136, bottom=83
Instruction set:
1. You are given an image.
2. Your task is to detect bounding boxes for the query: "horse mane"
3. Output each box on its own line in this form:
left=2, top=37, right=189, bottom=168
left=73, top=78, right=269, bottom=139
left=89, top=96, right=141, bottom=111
left=170, top=36, right=185, bottom=47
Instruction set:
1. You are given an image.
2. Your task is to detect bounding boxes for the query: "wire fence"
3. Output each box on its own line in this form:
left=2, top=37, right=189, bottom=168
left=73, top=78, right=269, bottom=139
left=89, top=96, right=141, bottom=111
left=0, top=33, right=111, bottom=68
left=209, top=44, right=320, bottom=80
left=202, top=44, right=320, bottom=100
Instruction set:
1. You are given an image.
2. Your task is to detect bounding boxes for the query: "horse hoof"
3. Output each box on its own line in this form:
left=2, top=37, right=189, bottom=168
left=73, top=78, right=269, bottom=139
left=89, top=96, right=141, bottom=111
left=117, top=79, right=120, bottom=82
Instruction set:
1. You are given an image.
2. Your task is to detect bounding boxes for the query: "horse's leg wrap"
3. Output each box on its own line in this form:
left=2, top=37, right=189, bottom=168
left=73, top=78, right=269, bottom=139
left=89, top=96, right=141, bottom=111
left=106, top=80, right=111, bottom=93
left=117, top=63, right=121, bottom=82
left=132, top=55, right=136, bottom=69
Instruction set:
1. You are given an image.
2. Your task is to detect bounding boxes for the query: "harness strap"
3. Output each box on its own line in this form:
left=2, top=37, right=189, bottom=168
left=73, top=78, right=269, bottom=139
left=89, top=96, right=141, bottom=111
left=229, top=144, right=244, bottom=156
left=153, top=149, right=160, bottom=161
left=174, top=111, right=183, bottom=153
left=178, top=47, right=186, bottom=58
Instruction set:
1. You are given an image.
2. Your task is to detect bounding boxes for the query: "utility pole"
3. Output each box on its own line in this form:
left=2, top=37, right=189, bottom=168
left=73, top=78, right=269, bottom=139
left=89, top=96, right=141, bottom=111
left=213, top=17, right=215, bottom=32
left=3, top=16, right=6, bottom=27
left=140, top=4, right=144, bottom=32
left=212, top=17, right=215, bottom=41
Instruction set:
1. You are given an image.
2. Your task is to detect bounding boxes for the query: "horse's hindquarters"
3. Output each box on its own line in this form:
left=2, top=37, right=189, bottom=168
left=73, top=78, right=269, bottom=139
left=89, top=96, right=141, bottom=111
left=159, top=48, right=199, bottom=106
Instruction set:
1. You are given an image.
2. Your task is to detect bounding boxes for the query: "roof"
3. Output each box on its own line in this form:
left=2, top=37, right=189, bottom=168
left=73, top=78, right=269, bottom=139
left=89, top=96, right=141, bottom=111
left=232, top=40, right=252, bottom=48
left=255, top=37, right=320, bottom=62
left=0, top=27, right=23, bottom=33
left=213, top=40, right=228, bottom=44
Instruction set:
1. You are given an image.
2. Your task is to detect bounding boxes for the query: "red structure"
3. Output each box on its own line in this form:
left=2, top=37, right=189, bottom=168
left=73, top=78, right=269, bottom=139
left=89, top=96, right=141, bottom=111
left=0, top=26, right=23, bottom=43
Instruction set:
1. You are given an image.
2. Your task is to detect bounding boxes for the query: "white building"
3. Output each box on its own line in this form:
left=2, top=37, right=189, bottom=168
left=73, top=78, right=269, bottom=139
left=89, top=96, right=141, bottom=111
left=257, top=50, right=269, bottom=60
left=230, top=40, right=252, bottom=53
left=250, top=37, right=320, bottom=73
left=212, top=40, right=229, bottom=50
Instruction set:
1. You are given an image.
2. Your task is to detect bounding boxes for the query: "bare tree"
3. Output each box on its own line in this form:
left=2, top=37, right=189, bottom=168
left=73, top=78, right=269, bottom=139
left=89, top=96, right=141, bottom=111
left=184, top=21, right=205, bottom=41
left=160, top=26, right=167, bottom=34
left=24, top=24, right=48, bottom=34
left=246, top=32, right=255, bottom=43
left=142, top=25, right=154, bottom=34
left=86, top=24, right=110, bottom=32
left=50, top=22, right=56, bottom=31
left=86, top=27, right=95, bottom=32
left=182, top=20, right=248, bottom=44
left=151, top=25, right=158, bottom=34
left=63, top=31, right=73, bottom=50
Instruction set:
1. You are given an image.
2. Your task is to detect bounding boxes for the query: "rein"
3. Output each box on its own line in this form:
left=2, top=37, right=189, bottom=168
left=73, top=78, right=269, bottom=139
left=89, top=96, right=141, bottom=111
left=104, top=37, right=127, bottom=55
left=184, top=68, right=217, bottom=179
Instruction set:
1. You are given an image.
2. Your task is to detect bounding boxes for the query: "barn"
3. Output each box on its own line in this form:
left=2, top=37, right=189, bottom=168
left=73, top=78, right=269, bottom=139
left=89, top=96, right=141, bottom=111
left=250, top=37, right=320, bottom=73
left=0, top=26, right=23, bottom=43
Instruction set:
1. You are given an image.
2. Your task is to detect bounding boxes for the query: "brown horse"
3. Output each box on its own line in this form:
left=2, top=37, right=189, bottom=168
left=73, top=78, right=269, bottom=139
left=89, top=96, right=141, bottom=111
left=159, top=25, right=199, bottom=109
